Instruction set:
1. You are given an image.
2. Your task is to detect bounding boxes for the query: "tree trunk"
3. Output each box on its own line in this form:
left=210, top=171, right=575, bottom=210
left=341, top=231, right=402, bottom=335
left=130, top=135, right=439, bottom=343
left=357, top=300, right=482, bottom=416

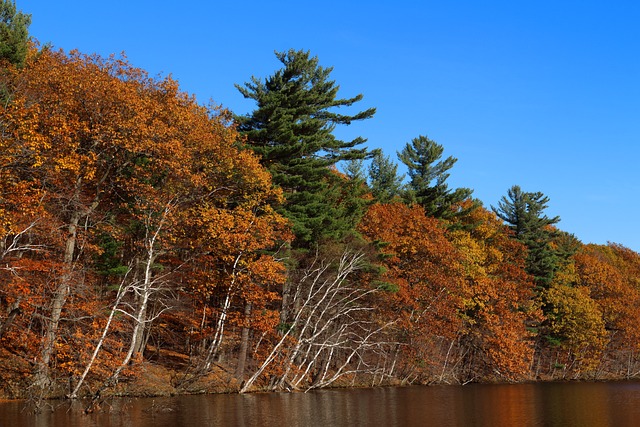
left=84, top=205, right=170, bottom=412
left=132, top=295, right=148, bottom=356
left=0, top=301, right=20, bottom=340
left=34, top=201, right=81, bottom=391
left=235, top=302, right=252, bottom=381
left=279, top=277, right=291, bottom=332
left=68, top=270, right=131, bottom=399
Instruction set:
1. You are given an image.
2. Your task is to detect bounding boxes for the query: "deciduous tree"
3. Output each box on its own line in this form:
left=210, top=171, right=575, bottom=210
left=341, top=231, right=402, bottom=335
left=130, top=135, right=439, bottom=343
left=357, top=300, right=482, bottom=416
left=543, top=284, right=607, bottom=375
left=240, top=247, right=392, bottom=392
left=1, top=48, right=291, bottom=401
left=359, top=202, right=465, bottom=382
left=574, top=244, right=640, bottom=372
left=450, top=204, right=538, bottom=381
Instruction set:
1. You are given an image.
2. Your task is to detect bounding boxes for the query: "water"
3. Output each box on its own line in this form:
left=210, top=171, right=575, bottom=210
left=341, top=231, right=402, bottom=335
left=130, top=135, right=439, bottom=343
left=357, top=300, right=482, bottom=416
left=2, top=381, right=640, bottom=427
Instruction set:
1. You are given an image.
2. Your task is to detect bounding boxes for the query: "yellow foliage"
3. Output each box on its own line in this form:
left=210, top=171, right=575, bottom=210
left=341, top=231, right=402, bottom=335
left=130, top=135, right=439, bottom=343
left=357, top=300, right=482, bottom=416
left=544, top=284, right=607, bottom=370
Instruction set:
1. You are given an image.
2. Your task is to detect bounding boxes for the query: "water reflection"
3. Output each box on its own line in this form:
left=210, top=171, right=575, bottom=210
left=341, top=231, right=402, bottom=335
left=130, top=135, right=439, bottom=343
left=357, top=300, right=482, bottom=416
left=2, top=381, right=640, bottom=427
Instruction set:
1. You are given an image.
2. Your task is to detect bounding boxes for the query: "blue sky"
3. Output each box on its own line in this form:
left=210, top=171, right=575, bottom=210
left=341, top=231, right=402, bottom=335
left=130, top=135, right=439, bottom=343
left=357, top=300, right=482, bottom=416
left=26, top=1, right=640, bottom=251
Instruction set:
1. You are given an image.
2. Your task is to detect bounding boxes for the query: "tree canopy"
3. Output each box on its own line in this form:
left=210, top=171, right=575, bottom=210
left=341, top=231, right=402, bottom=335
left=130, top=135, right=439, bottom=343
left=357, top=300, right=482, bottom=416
left=235, top=49, right=375, bottom=245
left=2, top=2, right=640, bottom=402
left=492, top=185, right=561, bottom=289
left=0, top=0, right=30, bottom=67
left=368, top=150, right=404, bottom=203
left=398, top=135, right=474, bottom=220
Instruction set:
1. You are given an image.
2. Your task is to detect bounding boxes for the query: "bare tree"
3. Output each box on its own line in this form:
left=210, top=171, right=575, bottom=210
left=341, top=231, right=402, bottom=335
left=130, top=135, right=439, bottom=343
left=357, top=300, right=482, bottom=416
left=83, top=203, right=175, bottom=411
left=240, top=248, right=396, bottom=393
left=67, top=268, right=132, bottom=399
left=0, top=220, right=45, bottom=339
left=198, top=250, right=244, bottom=372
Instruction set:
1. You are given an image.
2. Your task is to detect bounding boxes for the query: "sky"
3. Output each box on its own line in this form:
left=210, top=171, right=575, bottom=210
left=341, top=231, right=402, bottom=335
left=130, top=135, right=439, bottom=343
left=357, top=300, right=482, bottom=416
left=24, top=1, right=640, bottom=252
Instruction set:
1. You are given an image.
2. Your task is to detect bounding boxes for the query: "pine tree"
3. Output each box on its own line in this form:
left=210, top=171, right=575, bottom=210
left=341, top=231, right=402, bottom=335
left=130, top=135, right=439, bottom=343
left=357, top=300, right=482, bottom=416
left=236, top=49, right=375, bottom=246
left=397, top=135, right=474, bottom=219
left=342, top=158, right=366, bottom=182
left=0, top=0, right=31, bottom=68
left=492, top=185, right=561, bottom=289
left=368, top=150, right=404, bottom=203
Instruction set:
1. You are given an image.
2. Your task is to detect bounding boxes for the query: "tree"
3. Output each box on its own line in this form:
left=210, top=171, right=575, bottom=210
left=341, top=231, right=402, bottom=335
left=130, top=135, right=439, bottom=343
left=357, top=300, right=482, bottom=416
left=449, top=204, right=538, bottom=382
left=492, top=185, right=561, bottom=290
left=342, top=158, right=366, bottom=182
left=0, top=0, right=31, bottom=68
left=0, top=48, right=291, bottom=401
left=240, top=247, right=393, bottom=393
left=4, top=49, right=141, bottom=392
left=368, top=150, right=404, bottom=203
left=359, top=202, right=465, bottom=382
left=574, top=244, right=640, bottom=372
left=397, top=135, right=474, bottom=220
left=543, top=284, right=607, bottom=375
left=236, top=49, right=376, bottom=245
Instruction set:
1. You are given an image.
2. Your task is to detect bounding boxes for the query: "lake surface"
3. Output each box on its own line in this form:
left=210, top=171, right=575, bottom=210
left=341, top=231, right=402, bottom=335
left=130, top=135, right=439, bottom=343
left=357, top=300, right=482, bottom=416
left=2, top=381, right=640, bottom=426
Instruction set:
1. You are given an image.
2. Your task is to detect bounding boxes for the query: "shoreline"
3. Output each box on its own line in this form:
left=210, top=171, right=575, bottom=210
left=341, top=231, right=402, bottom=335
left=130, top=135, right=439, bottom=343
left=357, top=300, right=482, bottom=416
left=2, top=360, right=637, bottom=404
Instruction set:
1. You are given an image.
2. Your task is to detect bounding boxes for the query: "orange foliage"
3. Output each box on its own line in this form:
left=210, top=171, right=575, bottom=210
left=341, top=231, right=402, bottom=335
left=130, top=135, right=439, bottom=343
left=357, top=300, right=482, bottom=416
left=450, top=205, right=538, bottom=381
left=0, top=48, right=291, bottom=394
left=359, top=203, right=464, bottom=378
left=575, top=244, right=640, bottom=351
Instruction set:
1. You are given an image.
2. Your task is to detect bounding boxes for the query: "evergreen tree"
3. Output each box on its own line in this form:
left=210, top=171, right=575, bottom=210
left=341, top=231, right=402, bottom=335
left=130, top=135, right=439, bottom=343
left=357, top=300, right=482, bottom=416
left=368, top=150, right=404, bottom=203
left=236, top=49, right=375, bottom=246
left=0, top=0, right=31, bottom=68
left=342, top=158, right=366, bottom=182
left=397, top=135, right=474, bottom=219
left=492, top=185, right=561, bottom=289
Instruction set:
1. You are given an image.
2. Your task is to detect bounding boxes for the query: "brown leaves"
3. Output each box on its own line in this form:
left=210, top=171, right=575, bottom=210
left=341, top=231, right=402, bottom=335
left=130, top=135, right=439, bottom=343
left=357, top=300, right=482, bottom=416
left=360, top=203, right=465, bottom=357
left=451, top=206, right=537, bottom=380
left=575, top=244, right=640, bottom=350
left=0, top=47, right=292, bottom=391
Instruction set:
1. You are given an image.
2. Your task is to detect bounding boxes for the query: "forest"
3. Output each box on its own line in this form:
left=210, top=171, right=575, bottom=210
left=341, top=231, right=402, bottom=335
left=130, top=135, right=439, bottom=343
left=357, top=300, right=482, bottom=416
left=1, top=1, right=640, bottom=408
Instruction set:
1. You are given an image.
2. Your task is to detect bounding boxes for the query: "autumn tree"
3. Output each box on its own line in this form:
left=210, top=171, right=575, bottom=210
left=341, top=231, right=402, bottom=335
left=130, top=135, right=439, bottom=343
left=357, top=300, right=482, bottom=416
left=0, top=0, right=30, bottom=68
left=573, top=244, right=640, bottom=375
left=0, top=40, right=51, bottom=393
left=236, top=49, right=376, bottom=245
left=240, top=246, right=393, bottom=392
left=359, top=202, right=465, bottom=382
left=543, top=283, right=607, bottom=376
left=1, top=49, right=126, bottom=392
left=175, top=195, right=291, bottom=383
left=449, top=204, right=538, bottom=382
left=398, top=135, right=474, bottom=220
left=0, top=47, right=291, bottom=402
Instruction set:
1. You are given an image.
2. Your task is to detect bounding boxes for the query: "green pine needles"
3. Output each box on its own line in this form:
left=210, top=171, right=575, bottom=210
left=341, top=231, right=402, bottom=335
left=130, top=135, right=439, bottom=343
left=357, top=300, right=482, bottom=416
left=493, top=185, right=561, bottom=289
left=398, top=135, right=475, bottom=220
left=0, top=0, right=31, bottom=68
left=236, top=49, right=375, bottom=246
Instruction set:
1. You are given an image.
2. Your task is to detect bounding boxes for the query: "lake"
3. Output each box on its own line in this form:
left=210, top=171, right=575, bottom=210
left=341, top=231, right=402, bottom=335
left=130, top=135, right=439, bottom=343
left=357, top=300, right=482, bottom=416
left=2, top=381, right=640, bottom=426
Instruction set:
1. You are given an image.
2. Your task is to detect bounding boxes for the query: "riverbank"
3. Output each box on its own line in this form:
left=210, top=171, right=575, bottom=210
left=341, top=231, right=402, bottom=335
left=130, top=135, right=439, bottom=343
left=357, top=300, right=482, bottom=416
left=0, top=354, right=407, bottom=401
left=0, top=345, right=635, bottom=402
left=0, top=361, right=242, bottom=400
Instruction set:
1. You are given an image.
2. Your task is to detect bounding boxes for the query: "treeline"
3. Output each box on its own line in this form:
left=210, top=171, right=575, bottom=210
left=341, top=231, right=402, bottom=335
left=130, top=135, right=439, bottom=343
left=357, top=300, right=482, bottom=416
left=1, top=1, right=640, bottom=405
